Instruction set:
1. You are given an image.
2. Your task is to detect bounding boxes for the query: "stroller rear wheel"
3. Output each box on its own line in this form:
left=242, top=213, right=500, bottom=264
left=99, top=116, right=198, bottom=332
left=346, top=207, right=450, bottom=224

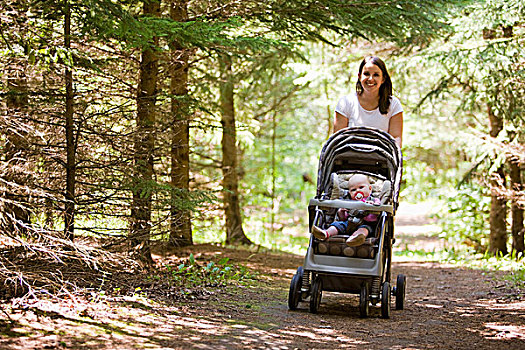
left=359, top=282, right=369, bottom=318
left=381, top=281, right=391, bottom=319
left=309, top=276, right=323, bottom=314
left=395, top=274, right=407, bottom=310
left=288, top=266, right=304, bottom=310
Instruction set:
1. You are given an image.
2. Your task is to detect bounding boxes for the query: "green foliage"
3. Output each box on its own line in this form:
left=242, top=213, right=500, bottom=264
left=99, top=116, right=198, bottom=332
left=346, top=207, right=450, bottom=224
left=242, top=211, right=310, bottom=255
left=434, top=184, right=490, bottom=251
left=2, top=0, right=504, bottom=254
left=408, top=0, right=525, bottom=128
left=161, top=254, right=256, bottom=287
left=261, top=0, right=460, bottom=47
left=400, top=160, right=458, bottom=202
left=390, top=0, right=525, bottom=258
left=504, top=264, right=525, bottom=287
left=191, top=215, right=224, bottom=244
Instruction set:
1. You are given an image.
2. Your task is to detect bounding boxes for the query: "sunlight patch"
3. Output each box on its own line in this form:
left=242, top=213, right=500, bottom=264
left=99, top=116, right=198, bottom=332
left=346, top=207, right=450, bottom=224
left=474, top=300, right=525, bottom=311
left=421, top=303, right=444, bottom=309
left=279, top=328, right=366, bottom=344
left=484, top=323, right=525, bottom=339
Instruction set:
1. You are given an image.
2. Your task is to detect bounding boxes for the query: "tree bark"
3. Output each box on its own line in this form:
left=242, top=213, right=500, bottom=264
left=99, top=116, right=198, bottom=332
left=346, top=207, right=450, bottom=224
left=3, top=63, right=30, bottom=235
left=509, top=159, right=524, bottom=254
left=504, top=28, right=523, bottom=256
left=271, top=110, right=276, bottom=238
left=488, top=104, right=507, bottom=255
left=64, top=0, right=76, bottom=241
left=169, top=0, right=192, bottom=247
left=219, top=54, right=251, bottom=245
left=131, top=0, right=160, bottom=262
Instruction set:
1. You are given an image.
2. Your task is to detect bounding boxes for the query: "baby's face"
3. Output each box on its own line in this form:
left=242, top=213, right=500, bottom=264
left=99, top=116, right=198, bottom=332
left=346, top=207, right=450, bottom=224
left=348, top=180, right=371, bottom=200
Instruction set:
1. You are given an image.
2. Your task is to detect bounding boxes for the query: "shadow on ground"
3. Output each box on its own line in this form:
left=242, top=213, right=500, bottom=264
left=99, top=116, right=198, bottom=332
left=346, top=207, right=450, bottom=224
left=1, top=242, right=523, bottom=350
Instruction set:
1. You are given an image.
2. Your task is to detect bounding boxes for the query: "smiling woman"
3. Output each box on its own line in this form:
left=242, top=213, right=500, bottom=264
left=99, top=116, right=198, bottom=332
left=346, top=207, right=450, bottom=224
left=333, top=56, right=404, bottom=147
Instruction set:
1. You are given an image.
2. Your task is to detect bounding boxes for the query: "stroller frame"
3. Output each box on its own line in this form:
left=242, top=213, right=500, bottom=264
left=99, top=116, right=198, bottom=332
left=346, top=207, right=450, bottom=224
left=288, top=127, right=406, bottom=318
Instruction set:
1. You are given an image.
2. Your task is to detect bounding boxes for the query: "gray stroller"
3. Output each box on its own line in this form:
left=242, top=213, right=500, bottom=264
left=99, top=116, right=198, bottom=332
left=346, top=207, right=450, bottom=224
left=288, top=126, right=406, bottom=318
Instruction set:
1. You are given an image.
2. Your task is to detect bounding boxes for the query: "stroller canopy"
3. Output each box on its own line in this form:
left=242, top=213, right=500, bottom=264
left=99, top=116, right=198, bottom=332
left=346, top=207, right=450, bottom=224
left=315, top=127, right=403, bottom=207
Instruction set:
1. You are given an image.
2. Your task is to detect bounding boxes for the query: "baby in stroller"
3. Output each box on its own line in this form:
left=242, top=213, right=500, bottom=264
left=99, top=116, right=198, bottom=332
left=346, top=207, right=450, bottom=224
left=311, top=174, right=380, bottom=246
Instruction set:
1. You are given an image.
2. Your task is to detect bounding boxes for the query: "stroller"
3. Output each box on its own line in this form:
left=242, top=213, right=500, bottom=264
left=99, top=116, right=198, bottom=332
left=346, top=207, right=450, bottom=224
left=288, top=126, right=406, bottom=318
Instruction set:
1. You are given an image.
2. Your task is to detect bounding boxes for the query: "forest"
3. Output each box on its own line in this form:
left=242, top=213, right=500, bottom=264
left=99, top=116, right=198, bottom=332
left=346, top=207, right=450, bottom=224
left=1, top=0, right=524, bottom=348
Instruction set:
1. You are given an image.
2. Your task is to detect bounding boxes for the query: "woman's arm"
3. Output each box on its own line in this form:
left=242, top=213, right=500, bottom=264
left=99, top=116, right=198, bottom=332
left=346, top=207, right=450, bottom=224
left=333, top=112, right=349, bottom=133
left=388, top=112, right=403, bottom=148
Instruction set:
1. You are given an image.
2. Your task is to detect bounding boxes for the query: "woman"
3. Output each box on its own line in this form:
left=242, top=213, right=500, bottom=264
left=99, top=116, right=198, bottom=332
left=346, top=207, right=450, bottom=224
left=333, top=56, right=403, bottom=147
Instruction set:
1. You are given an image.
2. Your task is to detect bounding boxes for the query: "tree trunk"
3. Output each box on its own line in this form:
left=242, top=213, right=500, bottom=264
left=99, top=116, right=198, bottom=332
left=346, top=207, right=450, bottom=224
left=489, top=167, right=507, bottom=255
left=130, top=0, right=160, bottom=262
left=325, top=82, right=333, bottom=136
left=488, top=105, right=507, bottom=255
left=3, top=63, right=30, bottom=235
left=168, top=0, right=192, bottom=247
left=271, top=110, right=276, bottom=238
left=510, top=159, right=524, bottom=254
left=219, top=54, right=251, bottom=245
left=505, top=23, right=523, bottom=256
left=64, top=0, right=76, bottom=241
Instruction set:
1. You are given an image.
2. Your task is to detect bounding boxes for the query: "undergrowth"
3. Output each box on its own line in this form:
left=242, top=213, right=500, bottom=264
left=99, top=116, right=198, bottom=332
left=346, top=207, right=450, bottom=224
left=0, top=231, right=257, bottom=306
left=130, top=254, right=258, bottom=302
left=155, top=253, right=256, bottom=287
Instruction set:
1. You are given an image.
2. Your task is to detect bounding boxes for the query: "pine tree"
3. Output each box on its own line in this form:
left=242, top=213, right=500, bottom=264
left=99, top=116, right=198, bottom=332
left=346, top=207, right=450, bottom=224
left=168, top=0, right=193, bottom=247
left=130, top=0, right=161, bottom=262
left=407, top=0, right=525, bottom=255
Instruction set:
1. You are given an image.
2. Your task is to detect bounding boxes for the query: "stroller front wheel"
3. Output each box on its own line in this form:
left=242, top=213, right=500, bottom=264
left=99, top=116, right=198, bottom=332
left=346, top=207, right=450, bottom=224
left=381, top=281, right=391, bottom=319
left=359, top=282, right=369, bottom=318
left=309, top=276, right=323, bottom=314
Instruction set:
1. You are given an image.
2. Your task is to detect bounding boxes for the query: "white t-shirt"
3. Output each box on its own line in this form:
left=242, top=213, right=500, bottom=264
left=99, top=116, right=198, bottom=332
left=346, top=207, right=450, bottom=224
left=335, top=92, right=403, bottom=132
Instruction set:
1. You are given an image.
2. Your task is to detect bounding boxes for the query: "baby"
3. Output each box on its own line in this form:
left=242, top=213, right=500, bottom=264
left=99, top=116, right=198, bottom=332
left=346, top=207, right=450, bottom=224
left=312, top=174, right=380, bottom=246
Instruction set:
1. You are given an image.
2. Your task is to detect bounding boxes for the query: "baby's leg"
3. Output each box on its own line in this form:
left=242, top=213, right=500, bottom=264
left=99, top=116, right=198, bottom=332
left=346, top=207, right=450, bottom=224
left=345, top=226, right=370, bottom=247
left=329, top=221, right=347, bottom=236
left=325, top=226, right=339, bottom=238
left=312, top=222, right=345, bottom=240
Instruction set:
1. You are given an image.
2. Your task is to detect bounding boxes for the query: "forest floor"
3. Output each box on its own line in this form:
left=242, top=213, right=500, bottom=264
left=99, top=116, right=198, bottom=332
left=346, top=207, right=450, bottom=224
left=1, top=203, right=525, bottom=349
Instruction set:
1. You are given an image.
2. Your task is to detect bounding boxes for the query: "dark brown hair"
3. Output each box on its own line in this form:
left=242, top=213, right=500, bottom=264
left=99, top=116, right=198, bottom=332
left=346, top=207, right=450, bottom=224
left=355, top=56, right=392, bottom=115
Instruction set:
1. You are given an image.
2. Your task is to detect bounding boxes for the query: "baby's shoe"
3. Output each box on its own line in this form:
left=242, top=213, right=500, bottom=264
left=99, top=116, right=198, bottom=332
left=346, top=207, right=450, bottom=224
left=312, top=226, right=328, bottom=240
left=346, top=232, right=366, bottom=247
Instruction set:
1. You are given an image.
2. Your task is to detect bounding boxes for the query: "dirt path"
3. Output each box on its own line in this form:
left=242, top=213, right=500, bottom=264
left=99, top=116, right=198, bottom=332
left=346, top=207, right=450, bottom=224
left=1, top=203, right=524, bottom=349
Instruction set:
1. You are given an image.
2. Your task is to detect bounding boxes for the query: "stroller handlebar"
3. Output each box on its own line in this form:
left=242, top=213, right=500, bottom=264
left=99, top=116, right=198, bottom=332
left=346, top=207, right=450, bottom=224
left=308, top=198, right=394, bottom=214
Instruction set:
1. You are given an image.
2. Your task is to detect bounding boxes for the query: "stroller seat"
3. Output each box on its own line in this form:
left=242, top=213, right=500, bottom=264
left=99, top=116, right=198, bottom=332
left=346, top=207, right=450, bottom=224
left=329, top=172, right=391, bottom=204
left=316, top=236, right=378, bottom=258
left=314, top=172, right=391, bottom=259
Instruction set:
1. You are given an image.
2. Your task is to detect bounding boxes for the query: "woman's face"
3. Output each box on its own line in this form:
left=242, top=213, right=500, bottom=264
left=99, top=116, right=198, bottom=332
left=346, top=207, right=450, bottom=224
left=358, top=61, right=384, bottom=94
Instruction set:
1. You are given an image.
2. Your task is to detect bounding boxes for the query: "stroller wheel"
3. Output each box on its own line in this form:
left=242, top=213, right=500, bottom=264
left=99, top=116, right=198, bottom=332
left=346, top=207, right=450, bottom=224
left=381, top=281, right=391, bottom=319
left=309, top=276, right=323, bottom=314
left=395, top=274, right=407, bottom=310
left=359, top=282, right=369, bottom=318
left=288, top=266, right=304, bottom=310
